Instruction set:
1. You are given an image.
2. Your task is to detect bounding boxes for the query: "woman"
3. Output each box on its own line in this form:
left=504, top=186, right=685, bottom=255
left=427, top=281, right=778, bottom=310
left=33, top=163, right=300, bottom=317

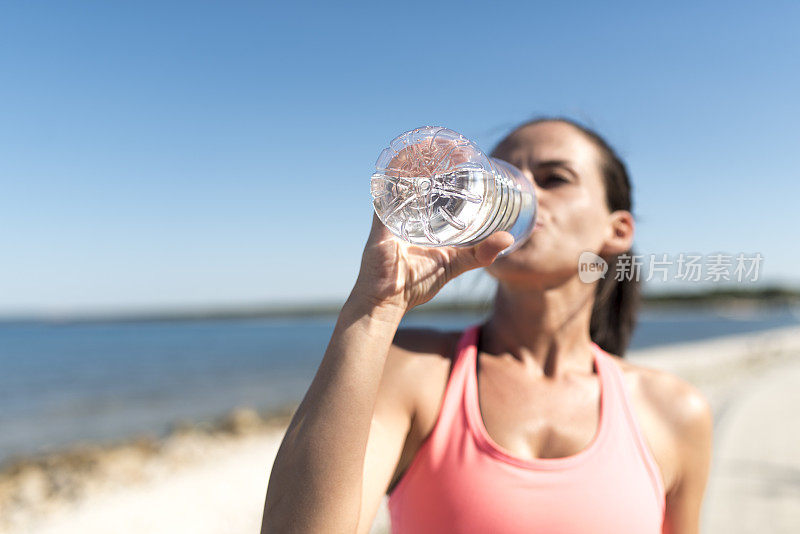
left=261, top=118, right=713, bottom=533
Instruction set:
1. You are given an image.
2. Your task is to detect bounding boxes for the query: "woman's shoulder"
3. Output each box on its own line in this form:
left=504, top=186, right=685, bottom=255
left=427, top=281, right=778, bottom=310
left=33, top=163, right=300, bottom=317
left=391, top=326, right=463, bottom=360
left=614, top=357, right=713, bottom=435
left=613, top=355, right=714, bottom=494
left=384, top=326, right=464, bottom=408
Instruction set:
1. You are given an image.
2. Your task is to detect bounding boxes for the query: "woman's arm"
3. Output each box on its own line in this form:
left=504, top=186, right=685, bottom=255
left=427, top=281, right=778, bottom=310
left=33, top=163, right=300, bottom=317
left=260, top=211, right=512, bottom=533
left=260, top=293, right=405, bottom=533
left=661, top=381, right=714, bottom=534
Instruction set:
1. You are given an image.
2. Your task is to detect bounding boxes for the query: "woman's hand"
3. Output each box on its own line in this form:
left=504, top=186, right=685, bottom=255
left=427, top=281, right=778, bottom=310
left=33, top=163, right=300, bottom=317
left=352, top=211, right=514, bottom=315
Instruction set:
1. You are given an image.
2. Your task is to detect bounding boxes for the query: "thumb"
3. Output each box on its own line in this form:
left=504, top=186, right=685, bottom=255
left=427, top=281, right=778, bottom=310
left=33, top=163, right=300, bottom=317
left=451, top=231, right=515, bottom=275
left=474, top=231, right=515, bottom=265
left=366, top=211, right=396, bottom=246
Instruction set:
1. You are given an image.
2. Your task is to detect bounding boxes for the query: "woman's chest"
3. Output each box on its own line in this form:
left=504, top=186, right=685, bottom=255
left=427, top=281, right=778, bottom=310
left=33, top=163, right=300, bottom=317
left=407, top=357, right=678, bottom=492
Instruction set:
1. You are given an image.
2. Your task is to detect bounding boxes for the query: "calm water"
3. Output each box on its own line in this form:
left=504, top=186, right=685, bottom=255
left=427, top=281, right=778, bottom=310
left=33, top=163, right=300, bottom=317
left=1, top=306, right=798, bottom=463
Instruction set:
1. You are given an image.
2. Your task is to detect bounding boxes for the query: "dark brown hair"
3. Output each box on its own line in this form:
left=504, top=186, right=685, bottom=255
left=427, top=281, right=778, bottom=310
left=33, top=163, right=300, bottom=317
left=491, top=116, right=641, bottom=357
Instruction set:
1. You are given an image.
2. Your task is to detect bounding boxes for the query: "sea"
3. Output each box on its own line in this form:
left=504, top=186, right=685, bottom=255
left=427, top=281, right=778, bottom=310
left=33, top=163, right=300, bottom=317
left=1, top=305, right=798, bottom=464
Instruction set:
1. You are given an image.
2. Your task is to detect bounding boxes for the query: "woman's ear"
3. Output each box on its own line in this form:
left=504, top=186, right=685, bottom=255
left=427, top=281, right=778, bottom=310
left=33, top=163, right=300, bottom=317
left=599, top=210, right=634, bottom=257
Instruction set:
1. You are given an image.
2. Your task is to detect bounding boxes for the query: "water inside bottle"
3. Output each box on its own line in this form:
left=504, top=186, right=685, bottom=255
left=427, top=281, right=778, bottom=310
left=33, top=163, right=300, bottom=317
left=370, top=126, right=536, bottom=252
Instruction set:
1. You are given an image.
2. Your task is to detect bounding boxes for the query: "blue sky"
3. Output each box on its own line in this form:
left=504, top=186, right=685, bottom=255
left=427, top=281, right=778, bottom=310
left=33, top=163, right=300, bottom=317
left=1, top=1, right=798, bottom=317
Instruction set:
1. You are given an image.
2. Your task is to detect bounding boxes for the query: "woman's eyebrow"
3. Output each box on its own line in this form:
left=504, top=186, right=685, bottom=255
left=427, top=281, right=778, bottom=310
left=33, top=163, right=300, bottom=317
left=534, top=159, right=571, bottom=168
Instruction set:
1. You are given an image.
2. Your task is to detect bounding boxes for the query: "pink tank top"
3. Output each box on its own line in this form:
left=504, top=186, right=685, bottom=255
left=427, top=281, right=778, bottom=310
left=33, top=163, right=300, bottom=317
left=387, top=323, right=665, bottom=533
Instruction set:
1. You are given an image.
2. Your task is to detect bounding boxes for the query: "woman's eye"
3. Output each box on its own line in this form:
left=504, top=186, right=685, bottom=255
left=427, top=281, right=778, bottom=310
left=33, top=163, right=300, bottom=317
left=541, top=174, right=569, bottom=186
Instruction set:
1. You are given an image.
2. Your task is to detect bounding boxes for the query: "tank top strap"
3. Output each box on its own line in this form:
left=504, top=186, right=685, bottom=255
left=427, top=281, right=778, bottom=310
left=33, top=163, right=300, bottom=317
left=588, top=342, right=622, bottom=419
left=454, top=322, right=482, bottom=367
left=591, top=342, right=667, bottom=511
left=420, top=322, right=482, bottom=456
left=443, top=322, right=483, bottom=414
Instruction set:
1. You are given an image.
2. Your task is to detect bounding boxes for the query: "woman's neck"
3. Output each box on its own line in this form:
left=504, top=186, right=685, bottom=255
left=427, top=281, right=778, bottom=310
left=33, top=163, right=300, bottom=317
left=481, top=279, right=596, bottom=378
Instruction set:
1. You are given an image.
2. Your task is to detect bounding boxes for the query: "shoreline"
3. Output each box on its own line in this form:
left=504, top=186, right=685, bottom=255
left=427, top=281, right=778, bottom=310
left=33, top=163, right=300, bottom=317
left=0, top=402, right=299, bottom=469
left=0, top=404, right=298, bottom=529
left=2, top=296, right=797, bottom=326
left=2, top=324, right=799, bottom=533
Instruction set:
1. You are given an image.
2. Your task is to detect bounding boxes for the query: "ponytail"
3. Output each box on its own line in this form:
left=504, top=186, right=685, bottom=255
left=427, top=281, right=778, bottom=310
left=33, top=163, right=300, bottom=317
left=590, top=249, right=642, bottom=356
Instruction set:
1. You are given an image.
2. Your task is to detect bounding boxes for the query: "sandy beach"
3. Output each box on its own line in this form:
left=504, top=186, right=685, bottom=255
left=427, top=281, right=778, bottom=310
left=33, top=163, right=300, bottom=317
left=2, top=325, right=799, bottom=534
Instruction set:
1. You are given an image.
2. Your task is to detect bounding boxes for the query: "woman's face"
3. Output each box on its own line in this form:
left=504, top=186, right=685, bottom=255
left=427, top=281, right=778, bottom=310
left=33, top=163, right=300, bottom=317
left=487, top=121, right=633, bottom=288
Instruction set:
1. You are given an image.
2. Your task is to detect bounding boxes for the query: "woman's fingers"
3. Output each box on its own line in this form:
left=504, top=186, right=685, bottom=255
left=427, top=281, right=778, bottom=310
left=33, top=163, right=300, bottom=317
left=368, top=210, right=513, bottom=278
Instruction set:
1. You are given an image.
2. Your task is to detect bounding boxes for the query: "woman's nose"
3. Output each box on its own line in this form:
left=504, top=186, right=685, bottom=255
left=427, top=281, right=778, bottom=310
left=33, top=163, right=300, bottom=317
left=528, top=176, right=549, bottom=216
left=528, top=172, right=545, bottom=199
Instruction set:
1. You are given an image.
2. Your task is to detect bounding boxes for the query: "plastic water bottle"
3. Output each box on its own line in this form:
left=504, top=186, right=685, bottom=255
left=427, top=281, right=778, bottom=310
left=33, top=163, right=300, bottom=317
left=370, top=126, right=537, bottom=256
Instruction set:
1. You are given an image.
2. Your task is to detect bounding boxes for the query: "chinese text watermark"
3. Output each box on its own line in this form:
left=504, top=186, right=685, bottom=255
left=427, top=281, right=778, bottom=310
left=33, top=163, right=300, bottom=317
left=577, top=252, right=763, bottom=284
